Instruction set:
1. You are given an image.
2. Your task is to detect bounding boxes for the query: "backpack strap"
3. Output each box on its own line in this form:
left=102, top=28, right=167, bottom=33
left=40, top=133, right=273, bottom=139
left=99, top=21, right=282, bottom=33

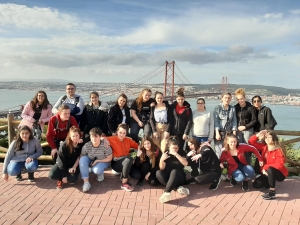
left=60, top=95, right=67, bottom=104
left=74, top=96, right=79, bottom=105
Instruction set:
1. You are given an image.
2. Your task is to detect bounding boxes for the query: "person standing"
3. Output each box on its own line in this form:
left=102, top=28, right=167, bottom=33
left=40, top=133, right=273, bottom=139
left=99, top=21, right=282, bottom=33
left=214, top=92, right=237, bottom=158
left=130, top=88, right=155, bottom=143
left=150, top=92, right=171, bottom=153
left=80, top=91, right=109, bottom=141
left=234, top=88, right=257, bottom=164
left=52, top=83, right=84, bottom=123
left=19, top=90, right=52, bottom=138
left=107, top=94, right=131, bottom=136
left=192, top=98, right=214, bottom=144
left=169, top=88, right=193, bottom=154
left=252, top=95, right=277, bottom=133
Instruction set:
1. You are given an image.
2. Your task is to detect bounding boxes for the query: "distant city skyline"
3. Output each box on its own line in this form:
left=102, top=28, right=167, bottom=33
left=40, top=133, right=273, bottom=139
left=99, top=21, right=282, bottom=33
left=1, top=0, right=300, bottom=88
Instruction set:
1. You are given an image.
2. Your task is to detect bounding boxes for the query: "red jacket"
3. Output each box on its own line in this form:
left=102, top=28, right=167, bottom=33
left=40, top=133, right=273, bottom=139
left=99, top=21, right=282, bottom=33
left=248, top=135, right=266, bottom=153
left=46, top=114, right=78, bottom=149
left=220, top=144, right=263, bottom=178
left=261, top=146, right=288, bottom=177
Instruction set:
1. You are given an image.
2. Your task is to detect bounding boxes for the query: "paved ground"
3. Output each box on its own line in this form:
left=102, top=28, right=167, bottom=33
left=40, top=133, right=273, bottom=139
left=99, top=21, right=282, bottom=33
left=0, top=164, right=299, bottom=225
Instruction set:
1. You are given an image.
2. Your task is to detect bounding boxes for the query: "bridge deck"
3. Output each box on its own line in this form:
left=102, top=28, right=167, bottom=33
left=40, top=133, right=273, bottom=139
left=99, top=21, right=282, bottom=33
left=0, top=164, right=299, bottom=225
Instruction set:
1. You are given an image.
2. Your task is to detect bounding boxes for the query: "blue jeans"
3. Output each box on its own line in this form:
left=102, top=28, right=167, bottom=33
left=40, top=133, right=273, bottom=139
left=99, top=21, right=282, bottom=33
left=79, top=156, right=110, bottom=179
left=232, top=164, right=255, bottom=182
left=193, top=136, right=209, bottom=144
left=7, top=160, right=39, bottom=176
left=130, top=122, right=152, bottom=143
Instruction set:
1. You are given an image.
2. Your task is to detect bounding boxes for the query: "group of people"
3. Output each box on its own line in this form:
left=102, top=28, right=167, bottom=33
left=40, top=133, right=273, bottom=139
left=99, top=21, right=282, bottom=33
left=2, top=83, right=287, bottom=202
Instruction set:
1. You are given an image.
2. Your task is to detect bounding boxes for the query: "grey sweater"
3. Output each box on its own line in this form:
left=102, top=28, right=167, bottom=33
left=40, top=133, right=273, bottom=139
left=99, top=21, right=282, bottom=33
left=2, top=138, right=43, bottom=174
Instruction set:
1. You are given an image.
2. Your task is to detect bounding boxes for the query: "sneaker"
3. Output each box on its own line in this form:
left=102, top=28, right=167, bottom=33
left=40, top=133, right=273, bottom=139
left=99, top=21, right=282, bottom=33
left=209, top=179, right=221, bottom=190
left=97, top=174, right=104, bottom=182
left=28, top=173, right=35, bottom=182
left=56, top=180, right=63, bottom=189
left=16, top=173, right=22, bottom=181
left=220, top=174, right=227, bottom=181
left=121, top=182, right=134, bottom=192
left=262, top=190, right=276, bottom=200
left=230, top=178, right=237, bottom=187
left=111, top=169, right=121, bottom=175
left=159, top=192, right=171, bottom=203
left=88, top=167, right=92, bottom=173
left=242, top=180, right=249, bottom=191
left=136, top=181, right=143, bottom=188
left=177, top=186, right=190, bottom=196
left=82, top=182, right=92, bottom=192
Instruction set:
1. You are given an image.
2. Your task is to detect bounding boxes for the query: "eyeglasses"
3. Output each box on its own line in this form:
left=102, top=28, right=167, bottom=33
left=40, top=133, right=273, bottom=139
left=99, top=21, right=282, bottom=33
left=197, top=103, right=204, bottom=105
left=253, top=100, right=261, bottom=103
left=66, top=88, right=75, bottom=90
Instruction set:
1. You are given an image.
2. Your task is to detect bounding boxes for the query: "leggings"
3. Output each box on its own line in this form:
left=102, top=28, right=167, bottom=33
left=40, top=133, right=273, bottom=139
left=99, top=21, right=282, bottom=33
left=156, top=169, right=186, bottom=192
left=136, top=161, right=159, bottom=186
left=253, top=167, right=286, bottom=189
left=111, top=156, right=141, bottom=180
left=194, top=170, right=221, bottom=185
left=48, top=164, right=79, bottom=183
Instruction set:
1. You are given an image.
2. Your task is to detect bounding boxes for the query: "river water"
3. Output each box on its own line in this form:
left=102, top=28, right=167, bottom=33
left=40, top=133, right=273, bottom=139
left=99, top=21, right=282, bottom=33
left=1, top=89, right=299, bottom=139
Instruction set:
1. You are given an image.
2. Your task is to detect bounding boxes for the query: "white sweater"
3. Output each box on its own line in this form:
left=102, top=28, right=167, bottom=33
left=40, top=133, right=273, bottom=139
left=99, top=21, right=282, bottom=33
left=192, top=110, right=214, bottom=141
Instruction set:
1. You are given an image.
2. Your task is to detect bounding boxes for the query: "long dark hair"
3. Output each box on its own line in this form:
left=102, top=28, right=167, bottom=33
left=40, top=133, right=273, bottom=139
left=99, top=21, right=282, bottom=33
left=187, top=137, right=201, bottom=154
left=65, top=126, right=81, bottom=153
left=14, top=126, right=34, bottom=151
left=266, top=130, right=286, bottom=158
left=30, top=91, right=50, bottom=111
left=139, top=136, right=159, bottom=168
left=116, top=93, right=128, bottom=108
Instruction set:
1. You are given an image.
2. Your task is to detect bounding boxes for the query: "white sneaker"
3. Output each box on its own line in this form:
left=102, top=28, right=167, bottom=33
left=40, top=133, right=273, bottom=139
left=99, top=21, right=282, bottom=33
left=220, top=174, right=227, bottom=181
left=97, top=174, right=104, bottom=182
left=159, top=192, right=171, bottom=203
left=177, top=186, right=190, bottom=196
left=82, top=182, right=91, bottom=192
left=111, top=169, right=121, bottom=175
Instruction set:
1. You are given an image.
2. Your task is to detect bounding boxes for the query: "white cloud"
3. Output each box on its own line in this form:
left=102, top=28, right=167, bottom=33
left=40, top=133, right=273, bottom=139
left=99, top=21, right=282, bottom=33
left=290, top=9, right=300, bottom=14
left=0, top=3, right=95, bottom=30
left=263, top=13, right=283, bottom=19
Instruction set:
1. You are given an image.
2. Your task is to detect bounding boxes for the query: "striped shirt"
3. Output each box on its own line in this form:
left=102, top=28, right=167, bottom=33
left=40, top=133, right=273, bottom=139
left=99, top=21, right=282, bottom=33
left=81, top=141, right=112, bottom=160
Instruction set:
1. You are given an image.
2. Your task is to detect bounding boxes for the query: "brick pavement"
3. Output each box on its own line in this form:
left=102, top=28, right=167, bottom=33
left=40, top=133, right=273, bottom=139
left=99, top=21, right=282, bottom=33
left=0, top=165, right=299, bottom=225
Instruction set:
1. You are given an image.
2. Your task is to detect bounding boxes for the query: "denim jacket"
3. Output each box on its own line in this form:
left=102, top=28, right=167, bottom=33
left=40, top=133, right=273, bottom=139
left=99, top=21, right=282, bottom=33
left=214, top=104, right=237, bottom=132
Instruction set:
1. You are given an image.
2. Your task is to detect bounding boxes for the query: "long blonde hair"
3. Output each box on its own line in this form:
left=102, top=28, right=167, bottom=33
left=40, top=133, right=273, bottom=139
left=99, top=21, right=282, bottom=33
left=136, top=88, right=151, bottom=111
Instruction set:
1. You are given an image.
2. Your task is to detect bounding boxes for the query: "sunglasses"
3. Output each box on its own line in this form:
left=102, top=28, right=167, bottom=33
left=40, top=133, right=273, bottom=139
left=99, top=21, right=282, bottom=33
left=253, top=100, right=261, bottom=103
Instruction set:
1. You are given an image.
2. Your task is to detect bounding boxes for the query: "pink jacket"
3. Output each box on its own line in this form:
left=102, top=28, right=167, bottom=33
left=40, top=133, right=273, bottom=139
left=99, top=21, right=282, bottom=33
left=19, top=101, right=52, bottom=132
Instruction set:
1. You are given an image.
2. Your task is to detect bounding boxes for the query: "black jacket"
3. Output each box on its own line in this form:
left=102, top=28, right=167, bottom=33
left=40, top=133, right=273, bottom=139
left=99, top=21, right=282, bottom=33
left=234, top=101, right=257, bottom=129
left=57, top=142, right=83, bottom=178
left=134, top=150, right=162, bottom=175
left=188, top=145, right=221, bottom=173
left=254, top=106, right=277, bottom=132
left=149, top=100, right=171, bottom=133
left=107, top=104, right=131, bottom=134
left=170, top=101, right=193, bottom=135
left=79, top=101, right=109, bottom=135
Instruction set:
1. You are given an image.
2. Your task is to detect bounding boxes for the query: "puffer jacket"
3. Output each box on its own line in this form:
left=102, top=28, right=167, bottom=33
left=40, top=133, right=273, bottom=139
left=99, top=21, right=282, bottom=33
left=170, top=101, right=193, bottom=135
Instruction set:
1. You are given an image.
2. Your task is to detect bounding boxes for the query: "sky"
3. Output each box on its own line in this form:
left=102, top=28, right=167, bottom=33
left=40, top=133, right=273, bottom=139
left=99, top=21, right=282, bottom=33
left=0, top=0, right=300, bottom=88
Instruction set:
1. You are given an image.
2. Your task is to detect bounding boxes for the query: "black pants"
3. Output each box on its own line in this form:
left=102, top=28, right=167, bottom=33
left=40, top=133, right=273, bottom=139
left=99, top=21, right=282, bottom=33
left=53, top=139, right=64, bottom=164
left=156, top=169, right=186, bottom=192
left=253, top=167, right=286, bottom=189
left=136, top=161, right=159, bottom=186
left=194, top=171, right=221, bottom=185
left=111, top=157, right=141, bottom=180
left=48, top=164, right=80, bottom=183
left=254, top=158, right=261, bottom=175
left=130, top=121, right=152, bottom=144
left=187, top=157, right=200, bottom=177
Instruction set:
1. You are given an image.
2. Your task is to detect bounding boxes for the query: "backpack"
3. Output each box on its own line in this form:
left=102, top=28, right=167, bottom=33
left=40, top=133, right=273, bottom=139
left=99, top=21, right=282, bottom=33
left=61, top=95, right=80, bottom=105
left=54, top=117, right=71, bottom=132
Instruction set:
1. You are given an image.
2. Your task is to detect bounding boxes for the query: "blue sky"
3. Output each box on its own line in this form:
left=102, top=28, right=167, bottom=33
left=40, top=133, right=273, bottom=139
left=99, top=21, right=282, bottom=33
left=0, top=0, right=300, bottom=88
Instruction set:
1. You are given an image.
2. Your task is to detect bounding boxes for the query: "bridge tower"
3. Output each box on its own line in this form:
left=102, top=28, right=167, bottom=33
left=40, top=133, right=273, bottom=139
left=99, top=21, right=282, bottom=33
left=164, top=61, right=175, bottom=102
left=221, top=77, right=228, bottom=93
